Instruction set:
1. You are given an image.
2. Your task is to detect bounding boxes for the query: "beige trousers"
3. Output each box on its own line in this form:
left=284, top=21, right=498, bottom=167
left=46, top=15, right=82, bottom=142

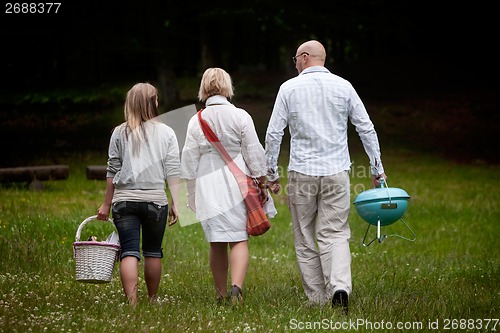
left=287, top=170, right=352, bottom=304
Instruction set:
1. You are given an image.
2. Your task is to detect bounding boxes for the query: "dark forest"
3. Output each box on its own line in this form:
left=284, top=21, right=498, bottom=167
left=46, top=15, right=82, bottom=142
left=0, top=0, right=497, bottom=165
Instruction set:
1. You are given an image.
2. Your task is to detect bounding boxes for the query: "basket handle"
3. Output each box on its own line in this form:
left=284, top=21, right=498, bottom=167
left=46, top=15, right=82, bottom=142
left=75, top=215, right=114, bottom=242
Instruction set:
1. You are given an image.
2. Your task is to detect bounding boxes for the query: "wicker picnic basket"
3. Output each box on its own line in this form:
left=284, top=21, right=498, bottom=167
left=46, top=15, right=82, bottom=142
left=73, top=215, right=121, bottom=284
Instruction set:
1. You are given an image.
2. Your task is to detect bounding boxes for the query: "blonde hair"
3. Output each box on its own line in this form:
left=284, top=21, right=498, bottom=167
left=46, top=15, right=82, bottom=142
left=122, top=82, right=159, bottom=155
left=198, top=68, right=234, bottom=102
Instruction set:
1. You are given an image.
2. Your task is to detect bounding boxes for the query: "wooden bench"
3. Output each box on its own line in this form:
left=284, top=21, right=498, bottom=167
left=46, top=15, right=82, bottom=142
left=0, top=165, right=69, bottom=190
left=86, top=165, right=108, bottom=180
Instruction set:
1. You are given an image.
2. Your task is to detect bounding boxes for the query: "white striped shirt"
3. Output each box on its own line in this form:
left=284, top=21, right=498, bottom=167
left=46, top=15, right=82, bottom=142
left=265, top=66, right=384, bottom=181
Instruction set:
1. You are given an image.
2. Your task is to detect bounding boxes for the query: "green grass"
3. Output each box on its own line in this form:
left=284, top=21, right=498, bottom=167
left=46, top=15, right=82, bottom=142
left=0, top=149, right=499, bottom=332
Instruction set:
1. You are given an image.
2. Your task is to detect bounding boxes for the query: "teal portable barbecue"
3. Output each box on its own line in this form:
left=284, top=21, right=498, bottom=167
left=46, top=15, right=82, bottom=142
left=353, top=178, right=415, bottom=246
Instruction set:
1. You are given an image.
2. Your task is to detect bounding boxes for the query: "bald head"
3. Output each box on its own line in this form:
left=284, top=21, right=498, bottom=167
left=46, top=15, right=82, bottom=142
left=293, top=40, right=326, bottom=73
left=297, top=40, right=326, bottom=64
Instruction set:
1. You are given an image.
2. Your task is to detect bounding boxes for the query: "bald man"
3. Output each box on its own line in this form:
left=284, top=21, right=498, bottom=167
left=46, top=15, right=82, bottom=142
left=265, top=40, right=387, bottom=313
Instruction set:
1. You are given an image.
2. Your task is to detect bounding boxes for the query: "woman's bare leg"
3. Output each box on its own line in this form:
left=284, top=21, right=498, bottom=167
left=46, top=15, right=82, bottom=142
left=229, top=241, right=249, bottom=288
left=120, top=256, right=139, bottom=306
left=144, top=257, right=162, bottom=301
left=210, top=242, right=229, bottom=299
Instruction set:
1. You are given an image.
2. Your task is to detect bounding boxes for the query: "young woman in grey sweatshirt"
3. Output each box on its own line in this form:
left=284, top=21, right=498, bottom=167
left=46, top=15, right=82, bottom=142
left=97, top=82, right=180, bottom=306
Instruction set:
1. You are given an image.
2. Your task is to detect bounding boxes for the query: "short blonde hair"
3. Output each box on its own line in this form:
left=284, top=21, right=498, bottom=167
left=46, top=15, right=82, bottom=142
left=198, top=68, right=234, bottom=102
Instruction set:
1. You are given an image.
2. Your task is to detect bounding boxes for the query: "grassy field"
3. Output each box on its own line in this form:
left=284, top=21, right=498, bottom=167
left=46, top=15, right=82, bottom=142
left=0, top=146, right=498, bottom=332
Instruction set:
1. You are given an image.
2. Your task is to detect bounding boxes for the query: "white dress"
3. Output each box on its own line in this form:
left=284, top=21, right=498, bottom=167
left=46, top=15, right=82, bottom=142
left=181, top=95, right=267, bottom=242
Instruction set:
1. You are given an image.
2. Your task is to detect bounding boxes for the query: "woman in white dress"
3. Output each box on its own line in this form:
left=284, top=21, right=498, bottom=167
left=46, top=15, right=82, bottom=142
left=181, top=68, right=267, bottom=304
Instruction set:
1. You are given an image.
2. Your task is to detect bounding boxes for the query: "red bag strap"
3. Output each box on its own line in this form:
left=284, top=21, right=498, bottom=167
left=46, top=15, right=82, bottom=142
left=197, top=109, right=243, bottom=175
left=198, top=109, right=267, bottom=213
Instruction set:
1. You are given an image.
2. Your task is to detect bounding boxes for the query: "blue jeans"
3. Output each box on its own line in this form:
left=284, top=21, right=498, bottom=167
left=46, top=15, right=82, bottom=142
left=112, top=201, right=168, bottom=261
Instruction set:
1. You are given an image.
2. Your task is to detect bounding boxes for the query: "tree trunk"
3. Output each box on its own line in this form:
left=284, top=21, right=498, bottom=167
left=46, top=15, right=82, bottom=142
left=157, top=57, right=179, bottom=110
left=200, top=22, right=216, bottom=70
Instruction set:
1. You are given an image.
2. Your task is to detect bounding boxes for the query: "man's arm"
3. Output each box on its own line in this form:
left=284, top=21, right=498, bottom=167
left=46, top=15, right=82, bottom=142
left=265, top=90, right=288, bottom=192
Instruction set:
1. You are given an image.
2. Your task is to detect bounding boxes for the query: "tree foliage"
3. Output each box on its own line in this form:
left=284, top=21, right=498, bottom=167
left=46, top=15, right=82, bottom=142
left=1, top=0, right=494, bottom=103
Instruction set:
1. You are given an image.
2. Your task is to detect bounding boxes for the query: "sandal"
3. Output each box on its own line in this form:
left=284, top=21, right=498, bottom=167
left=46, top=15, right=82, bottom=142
left=227, top=284, right=243, bottom=306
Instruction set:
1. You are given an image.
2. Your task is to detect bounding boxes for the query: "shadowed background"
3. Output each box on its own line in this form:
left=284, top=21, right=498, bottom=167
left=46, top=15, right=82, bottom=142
left=0, top=0, right=497, bottom=166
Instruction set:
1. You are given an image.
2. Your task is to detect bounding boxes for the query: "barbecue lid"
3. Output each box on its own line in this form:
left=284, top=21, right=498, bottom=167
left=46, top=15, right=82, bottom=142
left=353, top=186, right=410, bottom=205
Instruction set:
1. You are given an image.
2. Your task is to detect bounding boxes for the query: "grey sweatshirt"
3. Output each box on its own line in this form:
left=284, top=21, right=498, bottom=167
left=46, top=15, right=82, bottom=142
left=106, top=120, right=180, bottom=204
